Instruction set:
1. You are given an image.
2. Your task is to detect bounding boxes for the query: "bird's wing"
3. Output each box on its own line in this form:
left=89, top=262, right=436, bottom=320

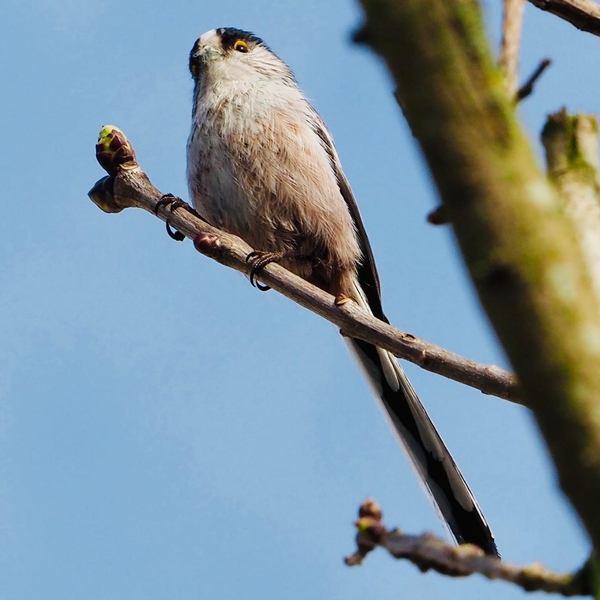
left=308, top=110, right=387, bottom=322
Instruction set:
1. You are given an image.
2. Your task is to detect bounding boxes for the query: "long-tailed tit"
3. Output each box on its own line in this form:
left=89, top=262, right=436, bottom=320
left=186, top=27, right=497, bottom=556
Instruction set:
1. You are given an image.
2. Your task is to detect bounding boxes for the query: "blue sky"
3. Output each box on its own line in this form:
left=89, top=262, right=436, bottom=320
left=0, top=1, right=596, bottom=598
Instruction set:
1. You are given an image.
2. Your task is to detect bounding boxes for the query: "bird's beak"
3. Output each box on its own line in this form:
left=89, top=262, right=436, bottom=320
left=190, top=41, right=221, bottom=79
left=193, top=43, right=221, bottom=64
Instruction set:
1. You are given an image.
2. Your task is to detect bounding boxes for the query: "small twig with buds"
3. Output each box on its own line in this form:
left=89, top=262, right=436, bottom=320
left=345, top=499, right=594, bottom=596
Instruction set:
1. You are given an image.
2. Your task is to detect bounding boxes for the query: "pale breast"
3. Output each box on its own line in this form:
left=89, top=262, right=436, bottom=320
left=187, top=81, right=362, bottom=278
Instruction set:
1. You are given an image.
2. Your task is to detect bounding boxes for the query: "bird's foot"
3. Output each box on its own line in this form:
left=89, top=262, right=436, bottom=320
left=154, top=194, right=201, bottom=242
left=245, top=250, right=290, bottom=291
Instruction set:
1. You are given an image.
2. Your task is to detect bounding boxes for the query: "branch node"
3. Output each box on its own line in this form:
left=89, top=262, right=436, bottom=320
left=193, top=232, right=222, bottom=257
left=88, top=176, right=124, bottom=214
left=427, top=205, right=450, bottom=225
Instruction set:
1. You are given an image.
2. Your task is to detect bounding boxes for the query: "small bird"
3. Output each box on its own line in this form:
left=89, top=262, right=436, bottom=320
left=186, top=27, right=498, bottom=556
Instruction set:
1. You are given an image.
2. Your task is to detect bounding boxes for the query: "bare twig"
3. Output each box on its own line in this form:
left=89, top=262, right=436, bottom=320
left=89, top=126, right=521, bottom=404
left=516, top=58, right=552, bottom=101
left=527, top=0, right=600, bottom=37
left=499, top=0, right=526, bottom=96
left=346, top=500, right=593, bottom=596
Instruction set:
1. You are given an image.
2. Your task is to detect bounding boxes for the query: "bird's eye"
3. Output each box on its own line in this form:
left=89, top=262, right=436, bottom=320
left=233, top=39, right=249, bottom=53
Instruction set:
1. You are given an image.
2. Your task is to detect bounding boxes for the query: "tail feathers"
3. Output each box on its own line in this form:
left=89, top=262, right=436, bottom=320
left=346, top=285, right=498, bottom=556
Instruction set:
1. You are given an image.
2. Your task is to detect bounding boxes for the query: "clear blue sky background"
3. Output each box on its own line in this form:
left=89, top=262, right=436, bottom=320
left=0, top=1, right=596, bottom=598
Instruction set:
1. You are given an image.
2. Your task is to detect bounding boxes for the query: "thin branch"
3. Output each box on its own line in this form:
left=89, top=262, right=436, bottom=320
left=345, top=499, right=593, bottom=596
left=527, top=0, right=600, bottom=37
left=516, top=58, right=552, bottom=101
left=499, top=0, right=526, bottom=96
left=88, top=126, right=521, bottom=404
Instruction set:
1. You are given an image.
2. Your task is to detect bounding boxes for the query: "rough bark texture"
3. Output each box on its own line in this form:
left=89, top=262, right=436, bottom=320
left=356, top=0, right=600, bottom=553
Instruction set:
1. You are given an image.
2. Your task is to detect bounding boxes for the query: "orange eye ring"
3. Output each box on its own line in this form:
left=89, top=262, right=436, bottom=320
left=234, top=39, right=249, bottom=53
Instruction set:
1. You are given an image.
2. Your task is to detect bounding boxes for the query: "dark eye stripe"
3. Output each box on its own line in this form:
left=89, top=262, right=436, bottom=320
left=217, top=27, right=264, bottom=51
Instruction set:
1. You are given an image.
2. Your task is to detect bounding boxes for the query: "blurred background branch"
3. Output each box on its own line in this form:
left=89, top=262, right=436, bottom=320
left=527, top=0, right=600, bottom=36
left=499, top=0, right=526, bottom=96
left=542, top=110, right=600, bottom=296
left=357, top=0, right=600, bottom=562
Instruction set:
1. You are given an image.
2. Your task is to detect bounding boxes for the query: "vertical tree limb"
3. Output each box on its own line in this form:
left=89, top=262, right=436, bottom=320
left=499, top=0, right=526, bottom=96
left=355, top=0, right=600, bottom=553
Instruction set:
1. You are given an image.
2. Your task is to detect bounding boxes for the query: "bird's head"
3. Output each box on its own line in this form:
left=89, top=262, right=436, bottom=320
left=189, top=28, right=294, bottom=87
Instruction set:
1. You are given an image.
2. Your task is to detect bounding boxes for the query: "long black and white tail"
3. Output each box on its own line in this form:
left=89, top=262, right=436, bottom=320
left=346, top=283, right=498, bottom=556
